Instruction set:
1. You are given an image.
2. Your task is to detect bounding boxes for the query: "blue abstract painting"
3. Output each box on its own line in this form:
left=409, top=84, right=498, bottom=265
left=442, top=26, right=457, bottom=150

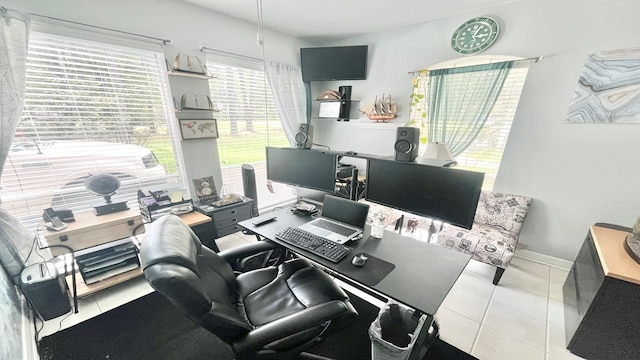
left=566, top=47, right=640, bottom=123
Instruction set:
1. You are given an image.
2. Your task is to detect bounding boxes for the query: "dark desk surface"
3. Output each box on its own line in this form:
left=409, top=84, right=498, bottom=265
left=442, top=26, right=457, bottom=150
left=240, top=208, right=470, bottom=316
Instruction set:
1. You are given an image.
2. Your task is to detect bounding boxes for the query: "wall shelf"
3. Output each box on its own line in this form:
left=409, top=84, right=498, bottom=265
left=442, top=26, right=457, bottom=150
left=167, top=70, right=214, bottom=80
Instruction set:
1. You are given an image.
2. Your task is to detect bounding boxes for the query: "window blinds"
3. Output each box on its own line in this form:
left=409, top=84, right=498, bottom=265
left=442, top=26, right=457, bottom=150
left=410, top=61, right=530, bottom=190
left=206, top=62, right=295, bottom=210
left=2, top=32, right=184, bottom=231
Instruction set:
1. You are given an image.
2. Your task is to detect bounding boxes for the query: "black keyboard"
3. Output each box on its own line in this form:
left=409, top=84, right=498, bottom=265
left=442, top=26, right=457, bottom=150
left=275, top=227, right=352, bottom=263
left=313, top=219, right=357, bottom=237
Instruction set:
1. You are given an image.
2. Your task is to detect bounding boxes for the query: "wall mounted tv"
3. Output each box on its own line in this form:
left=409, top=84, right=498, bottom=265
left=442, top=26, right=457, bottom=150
left=300, top=45, right=368, bottom=82
left=266, top=147, right=337, bottom=194
left=365, top=159, right=485, bottom=229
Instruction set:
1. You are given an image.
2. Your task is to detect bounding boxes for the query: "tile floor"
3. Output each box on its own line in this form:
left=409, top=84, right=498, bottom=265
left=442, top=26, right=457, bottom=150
left=38, top=231, right=585, bottom=360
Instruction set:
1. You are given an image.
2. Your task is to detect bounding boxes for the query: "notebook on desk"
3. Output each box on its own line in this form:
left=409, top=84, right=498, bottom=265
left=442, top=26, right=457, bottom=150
left=297, top=195, right=370, bottom=244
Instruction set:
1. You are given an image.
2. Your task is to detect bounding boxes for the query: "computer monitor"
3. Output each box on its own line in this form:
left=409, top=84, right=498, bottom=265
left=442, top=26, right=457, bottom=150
left=365, top=159, right=484, bottom=229
left=266, top=147, right=337, bottom=194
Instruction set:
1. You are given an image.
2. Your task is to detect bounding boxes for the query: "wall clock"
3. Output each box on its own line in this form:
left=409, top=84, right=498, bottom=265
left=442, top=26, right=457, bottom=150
left=451, top=16, right=500, bottom=56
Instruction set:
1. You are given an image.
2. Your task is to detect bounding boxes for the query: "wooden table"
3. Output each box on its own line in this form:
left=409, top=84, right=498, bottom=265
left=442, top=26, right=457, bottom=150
left=43, top=210, right=212, bottom=299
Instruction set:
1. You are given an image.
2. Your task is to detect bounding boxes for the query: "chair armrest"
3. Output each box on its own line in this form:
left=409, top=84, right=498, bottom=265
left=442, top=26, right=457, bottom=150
left=234, top=300, right=356, bottom=356
left=218, top=240, right=283, bottom=264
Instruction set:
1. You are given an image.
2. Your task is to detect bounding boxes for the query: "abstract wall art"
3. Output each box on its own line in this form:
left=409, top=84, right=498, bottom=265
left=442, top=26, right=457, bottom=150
left=566, top=47, right=640, bottom=124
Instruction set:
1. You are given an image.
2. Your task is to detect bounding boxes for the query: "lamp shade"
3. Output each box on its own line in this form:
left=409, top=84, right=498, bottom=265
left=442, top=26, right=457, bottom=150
left=422, top=142, right=457, bottom=165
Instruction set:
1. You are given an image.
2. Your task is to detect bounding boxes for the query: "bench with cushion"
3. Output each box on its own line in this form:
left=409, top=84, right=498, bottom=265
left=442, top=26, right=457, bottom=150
left=435, top=191, right=532, bottom=285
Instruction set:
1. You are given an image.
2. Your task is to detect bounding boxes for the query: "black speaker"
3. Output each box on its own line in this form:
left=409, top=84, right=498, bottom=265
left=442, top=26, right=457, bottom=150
left=20, top=262, right=71, bottom=320
left=294, top=123, right=313, bottom=149
left=241, top=163, right=259, bottom=216
left=394, top=127, right=420, bottom=162
left=339, top=86, right=352, bottom=100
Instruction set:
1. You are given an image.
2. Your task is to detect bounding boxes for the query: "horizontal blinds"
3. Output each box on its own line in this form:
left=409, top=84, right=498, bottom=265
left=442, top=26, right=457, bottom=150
left=454, top=66, right=530, bottom=189
left=206, top=62, right=295, bottom=211
left=410, top=61, right=530, bottom=190
left=2, top=32, right=183, bottom=232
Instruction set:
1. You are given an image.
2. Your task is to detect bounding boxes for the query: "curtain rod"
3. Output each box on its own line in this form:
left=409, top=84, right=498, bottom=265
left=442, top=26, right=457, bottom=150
left=407, top=56, right=543, bottom=75
left=199, top=46, right=264, bottom=63
left=30, top=13, right=172, bottom=45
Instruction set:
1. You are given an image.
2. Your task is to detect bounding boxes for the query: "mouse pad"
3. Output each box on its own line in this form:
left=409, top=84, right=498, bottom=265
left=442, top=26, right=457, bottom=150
left=336, top=253, right=395, bottom=287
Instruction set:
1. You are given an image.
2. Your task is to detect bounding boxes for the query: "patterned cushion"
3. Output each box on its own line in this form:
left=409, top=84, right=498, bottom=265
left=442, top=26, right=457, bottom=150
left=474, top=191, right=532, bottom=233
left=437, top=223, right=518, bottom=268
left=435, top=191, right=531, bottom=269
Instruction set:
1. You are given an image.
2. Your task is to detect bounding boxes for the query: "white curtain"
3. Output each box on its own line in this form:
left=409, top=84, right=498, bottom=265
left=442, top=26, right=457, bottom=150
left=0, top=7, right=32, bottom=282
left=265, top=61, right=307, bottom=146
left=0, top=7, right=30, bottom=179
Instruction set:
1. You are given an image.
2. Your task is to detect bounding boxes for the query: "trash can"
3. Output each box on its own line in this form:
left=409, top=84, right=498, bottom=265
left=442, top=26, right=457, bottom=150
left=368, top=301, right=431, bottom=360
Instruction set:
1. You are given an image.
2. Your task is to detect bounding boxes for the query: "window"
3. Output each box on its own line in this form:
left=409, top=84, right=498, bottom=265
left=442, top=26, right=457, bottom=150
left=409, top=56, right=530, bottom=189
left=206, top=62, right=295, bottom=210
left=1, top=32, right=184, bottom=231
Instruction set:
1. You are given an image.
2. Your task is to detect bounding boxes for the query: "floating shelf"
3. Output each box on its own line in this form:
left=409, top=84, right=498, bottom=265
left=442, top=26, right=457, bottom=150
left=167, top=70, right=214, bottom=80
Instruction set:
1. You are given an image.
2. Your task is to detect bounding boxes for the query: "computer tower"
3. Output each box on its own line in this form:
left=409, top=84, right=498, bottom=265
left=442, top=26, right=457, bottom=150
left=20, top=262, right=71, bottom=320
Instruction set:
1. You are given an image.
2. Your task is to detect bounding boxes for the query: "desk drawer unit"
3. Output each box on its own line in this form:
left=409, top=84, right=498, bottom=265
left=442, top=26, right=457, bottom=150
left=210, top=201, right=253, bottom=238
left=195, top=197, right=254, bottom=240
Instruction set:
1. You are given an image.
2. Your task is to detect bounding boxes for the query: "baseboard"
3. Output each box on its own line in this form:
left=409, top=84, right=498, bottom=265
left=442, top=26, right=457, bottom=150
left=515, top=249, right=573, bottom=271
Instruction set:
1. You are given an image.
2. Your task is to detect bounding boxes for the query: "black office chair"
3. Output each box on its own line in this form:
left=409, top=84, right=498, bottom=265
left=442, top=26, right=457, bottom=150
left=139, top=214, right=357, bottom=360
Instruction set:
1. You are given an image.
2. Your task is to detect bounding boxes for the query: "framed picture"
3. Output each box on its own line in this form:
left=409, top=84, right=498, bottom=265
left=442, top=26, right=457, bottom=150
left=179, top=119, right=219, bottom=140
left=192, top=176, right=218, bottom=202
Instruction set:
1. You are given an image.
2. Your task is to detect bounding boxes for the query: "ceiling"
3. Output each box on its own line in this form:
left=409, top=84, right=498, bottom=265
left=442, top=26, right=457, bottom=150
left=183, top=0, right=521, bottom=42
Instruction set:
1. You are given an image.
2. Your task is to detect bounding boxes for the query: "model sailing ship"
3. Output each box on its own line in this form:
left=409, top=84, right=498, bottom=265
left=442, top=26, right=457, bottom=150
left=360, top=94, right=397, bottom=122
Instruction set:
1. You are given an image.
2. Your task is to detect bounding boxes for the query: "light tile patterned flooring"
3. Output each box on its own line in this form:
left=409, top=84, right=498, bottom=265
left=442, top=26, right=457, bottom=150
left=39, top=231, right=585, bottom=360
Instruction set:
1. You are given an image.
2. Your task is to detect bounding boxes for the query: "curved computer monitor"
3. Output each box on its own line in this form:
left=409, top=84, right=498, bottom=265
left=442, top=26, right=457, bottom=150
left=365, top=159, right=484, bottom=229
left=266, top=147, right=337, bottom=194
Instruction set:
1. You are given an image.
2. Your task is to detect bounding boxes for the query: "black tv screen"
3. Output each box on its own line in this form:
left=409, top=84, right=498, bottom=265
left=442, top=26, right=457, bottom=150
left=300, top=45, right=368, bottom=82
left=365, top=159, right=484, bottom=229
left=266, top=147, right=337, bottom=193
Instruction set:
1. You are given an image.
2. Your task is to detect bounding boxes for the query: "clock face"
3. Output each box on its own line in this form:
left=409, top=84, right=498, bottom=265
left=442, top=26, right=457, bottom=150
left=451, top=17, right=500, bottom=55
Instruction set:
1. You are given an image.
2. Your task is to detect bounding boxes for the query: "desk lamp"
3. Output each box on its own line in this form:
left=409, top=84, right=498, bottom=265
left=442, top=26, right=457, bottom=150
left=85, top=173, right=129, bottom=215
left=421, top=142, right=457, bottom=166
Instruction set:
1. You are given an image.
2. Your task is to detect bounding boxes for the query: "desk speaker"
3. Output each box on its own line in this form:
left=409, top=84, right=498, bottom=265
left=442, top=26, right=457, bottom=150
left=394, top=127, right=420, bottom=162
left=294, top=123, right=313, bottom=149
left=241, top=163, right=259, bottom=215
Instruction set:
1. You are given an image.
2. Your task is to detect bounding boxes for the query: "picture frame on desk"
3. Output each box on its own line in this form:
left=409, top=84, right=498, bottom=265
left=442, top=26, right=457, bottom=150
left=179, top=119, right=218, bottom=140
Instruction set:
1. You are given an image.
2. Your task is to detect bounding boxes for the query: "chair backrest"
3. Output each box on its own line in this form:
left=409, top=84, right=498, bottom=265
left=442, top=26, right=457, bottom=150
left=139, top=215, right=252, bottom=342
left=473, top=191, right=532, bottom=233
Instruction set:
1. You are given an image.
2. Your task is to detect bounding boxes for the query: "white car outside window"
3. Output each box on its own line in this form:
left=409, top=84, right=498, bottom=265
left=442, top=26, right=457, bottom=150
left=1, top=141, right=168, bottom=221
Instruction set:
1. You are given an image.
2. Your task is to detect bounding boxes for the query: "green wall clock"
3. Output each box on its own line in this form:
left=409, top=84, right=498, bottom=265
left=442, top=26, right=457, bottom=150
left=451, top=16, right=500, bottom=55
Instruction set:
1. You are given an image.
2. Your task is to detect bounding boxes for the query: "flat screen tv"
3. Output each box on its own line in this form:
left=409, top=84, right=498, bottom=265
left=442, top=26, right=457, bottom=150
left=365, top=159, right=485, bottom=229
left=266, top=147, right=337, bottom=193
left=300, top=45, right=368, bottom=82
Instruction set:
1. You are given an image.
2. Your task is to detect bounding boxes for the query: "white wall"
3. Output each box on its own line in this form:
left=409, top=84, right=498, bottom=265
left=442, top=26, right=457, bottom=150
left=5, top=0, right=640, bottom=261
left=311, top=0, right=640, bottom=261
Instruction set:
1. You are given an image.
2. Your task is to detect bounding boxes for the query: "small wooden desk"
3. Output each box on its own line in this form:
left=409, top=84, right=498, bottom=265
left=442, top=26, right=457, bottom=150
left=43, top=210, right=212, bottom=299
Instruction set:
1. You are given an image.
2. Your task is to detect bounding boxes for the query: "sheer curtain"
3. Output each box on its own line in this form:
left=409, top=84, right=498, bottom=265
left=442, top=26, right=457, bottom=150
left=0, top=7, right=30, bottom=180
left=0, top=7, right=32, bottom=281
left=265, top=61, right=307, bottom=146
left=412, top=61, right=513, bottom=156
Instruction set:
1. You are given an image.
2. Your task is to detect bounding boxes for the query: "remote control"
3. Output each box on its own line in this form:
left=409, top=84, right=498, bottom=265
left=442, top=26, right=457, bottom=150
left=252, top=216, right=277, bottom=227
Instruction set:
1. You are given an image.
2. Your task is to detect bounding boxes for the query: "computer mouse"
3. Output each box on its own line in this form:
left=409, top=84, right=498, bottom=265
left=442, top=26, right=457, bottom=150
left=352, top=254, right=368, bottom=267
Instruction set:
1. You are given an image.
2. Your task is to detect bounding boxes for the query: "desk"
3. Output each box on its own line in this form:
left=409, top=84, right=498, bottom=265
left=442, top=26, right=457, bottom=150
left=43, top=210, right=213, bottom=302
left=240, top=208, right=471, bottom=358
